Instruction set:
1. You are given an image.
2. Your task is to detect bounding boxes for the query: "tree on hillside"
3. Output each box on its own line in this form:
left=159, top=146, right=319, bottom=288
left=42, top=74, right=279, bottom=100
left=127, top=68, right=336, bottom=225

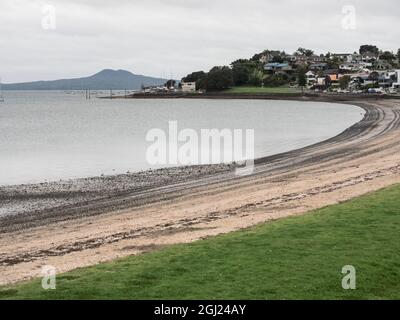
left=271, top=55, right=284, bottom=63
left=231, top=59, right=259, bottom=67
left=325, top=75, right=332, bottom=89
left=230, top=59, right=258, bottom=86
left=198, top=66, right=234, bottom=91
left=380, top=51, right=395, bottom=61
left=250, top=51, right=264, bottom=62
left=295, top=48, right=314, bottom=57
left=165, top=80, right=176, bottom=88
left=248, top=69, right=264, bottom=87
left=250, top=50, right=283, bottom=62
left=327, top=56, right=340, bottom=69
left=339, top=75, right=351, bottom=90
left=182, top=71, right=206, bottom=83
left=368, top=71, right=380, bottom=87
left=359, top=45, right=379, bottom=56
left=232, top=64, right=249, bottom=86
left=182, top=71, right=207, bottom=90
left=297, top=69, right=307, bottom=94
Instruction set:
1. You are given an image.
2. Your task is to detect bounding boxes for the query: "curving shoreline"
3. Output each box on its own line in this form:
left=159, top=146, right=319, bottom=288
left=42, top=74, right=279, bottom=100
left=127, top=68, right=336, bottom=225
left=0, top=97, right=363, bottom=229
left=1, top=97, right=400, bottom=284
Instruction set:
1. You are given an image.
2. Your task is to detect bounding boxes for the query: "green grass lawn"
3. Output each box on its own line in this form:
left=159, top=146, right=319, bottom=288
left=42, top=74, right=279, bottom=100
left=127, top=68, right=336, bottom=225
left=1, top=185, right=400, bottom=300
left=226, top=86, right=301, bottom=94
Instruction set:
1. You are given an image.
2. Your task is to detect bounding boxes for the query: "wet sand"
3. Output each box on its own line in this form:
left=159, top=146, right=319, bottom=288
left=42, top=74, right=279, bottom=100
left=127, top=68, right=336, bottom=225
left=1, top=98, right=400, bottom=285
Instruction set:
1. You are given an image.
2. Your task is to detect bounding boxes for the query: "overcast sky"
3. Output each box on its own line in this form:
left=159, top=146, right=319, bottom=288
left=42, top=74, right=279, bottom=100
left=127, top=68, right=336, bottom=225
left=1, top=0, right=399, bottom=83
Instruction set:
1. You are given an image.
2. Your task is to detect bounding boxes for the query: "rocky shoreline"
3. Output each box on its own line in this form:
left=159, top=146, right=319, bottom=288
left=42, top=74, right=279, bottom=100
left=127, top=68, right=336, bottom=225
left=0, top=163, right=236, bottom=231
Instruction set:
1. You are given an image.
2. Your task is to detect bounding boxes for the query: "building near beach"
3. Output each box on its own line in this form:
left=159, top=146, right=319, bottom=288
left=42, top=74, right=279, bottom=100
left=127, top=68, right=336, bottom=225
left=181, top=81, right=196, bottom=92
left=305, top=71, right=316, bottom=86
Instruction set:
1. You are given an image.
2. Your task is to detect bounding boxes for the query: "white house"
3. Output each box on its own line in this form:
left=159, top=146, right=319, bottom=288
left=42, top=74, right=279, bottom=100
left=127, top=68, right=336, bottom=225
left=332, top=53, right=353, bottom=63
left=181, top=81, right=196, bottom=92
left=259, top=53, right=274, bottom=63
left=305, top=71, right=316, bottom=86
left=350, top=54, right=363, bottom=63
left=393, top=70, right=400, bottom=89
left=358, top=61, right=373, bottom=68
left=362, top=52, right=379, bottom=62
left=340, top=63, right=357, bottom=72
left=316, top=77, right=326, bottom=86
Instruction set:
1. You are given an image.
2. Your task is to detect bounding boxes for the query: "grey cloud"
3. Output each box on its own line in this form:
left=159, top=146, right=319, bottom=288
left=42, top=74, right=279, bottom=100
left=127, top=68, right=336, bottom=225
left=0, top=0, right=399, bottom=83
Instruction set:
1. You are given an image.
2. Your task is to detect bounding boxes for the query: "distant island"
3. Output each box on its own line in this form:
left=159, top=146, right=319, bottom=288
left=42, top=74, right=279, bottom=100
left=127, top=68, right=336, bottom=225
left=3, top=69, right=168, bottom=90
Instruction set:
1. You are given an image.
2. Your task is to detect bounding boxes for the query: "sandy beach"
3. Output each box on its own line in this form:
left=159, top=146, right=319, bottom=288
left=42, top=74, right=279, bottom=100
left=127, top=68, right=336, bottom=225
left=1, top=97, right=400, bottom=285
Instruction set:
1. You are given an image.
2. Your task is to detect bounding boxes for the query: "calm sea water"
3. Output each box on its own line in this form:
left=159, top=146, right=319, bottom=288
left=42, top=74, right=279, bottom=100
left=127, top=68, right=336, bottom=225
left=0, top=91, right=364, bottom=186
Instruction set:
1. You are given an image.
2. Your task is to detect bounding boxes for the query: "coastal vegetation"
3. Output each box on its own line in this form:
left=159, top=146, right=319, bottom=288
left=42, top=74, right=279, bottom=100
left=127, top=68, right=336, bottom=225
left=2, top=184, right=399, bottom=300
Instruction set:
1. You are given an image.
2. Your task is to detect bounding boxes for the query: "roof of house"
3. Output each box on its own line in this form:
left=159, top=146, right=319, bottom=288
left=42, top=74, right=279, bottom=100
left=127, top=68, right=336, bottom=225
left=310, top=63, right=327, bottom=67
left=355, top=75, right=371, bottom=80
left=324, top=69, right=339, bottom=75
left=265, top=62, right=289, bottom=67
left=332, top=53, right=352, bottom=56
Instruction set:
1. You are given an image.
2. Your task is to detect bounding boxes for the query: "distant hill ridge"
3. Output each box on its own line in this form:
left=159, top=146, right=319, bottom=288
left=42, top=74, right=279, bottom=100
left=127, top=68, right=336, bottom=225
left=3, top=69, right=168, bottom=90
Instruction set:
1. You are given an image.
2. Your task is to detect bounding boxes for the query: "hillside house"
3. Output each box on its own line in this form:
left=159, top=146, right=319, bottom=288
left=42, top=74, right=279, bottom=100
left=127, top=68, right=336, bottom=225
left=310, top=63, right=328, bottom=71
left=309, top=55, right=326, bottom=63
left=362, top=52, right=379, bottom=62
left=332, top=53, right=353, bottom=63
left=340, top=63, right=361, bottom=72
left=305, top=71, right=316, bottom=87
left=374, top=60, right=392, bottom=70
